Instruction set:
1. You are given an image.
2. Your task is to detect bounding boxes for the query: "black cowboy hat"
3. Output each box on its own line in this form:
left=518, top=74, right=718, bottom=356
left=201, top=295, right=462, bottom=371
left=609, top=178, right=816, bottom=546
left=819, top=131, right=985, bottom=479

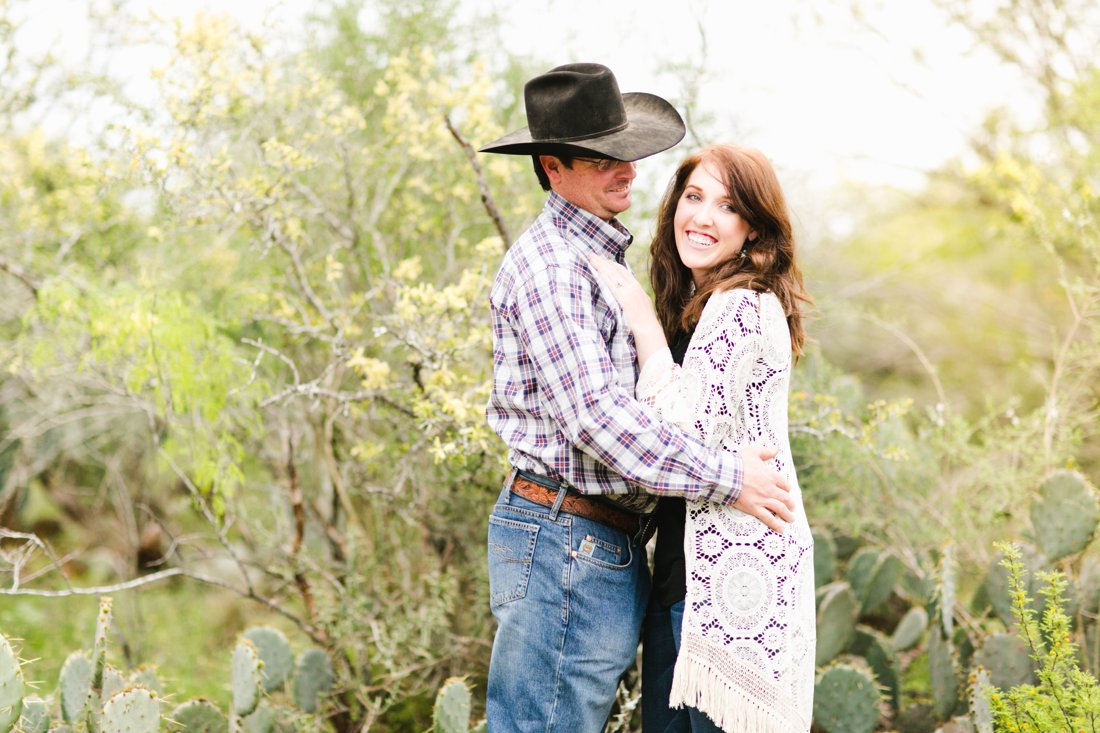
left=479, top=63, right=686, bottom=162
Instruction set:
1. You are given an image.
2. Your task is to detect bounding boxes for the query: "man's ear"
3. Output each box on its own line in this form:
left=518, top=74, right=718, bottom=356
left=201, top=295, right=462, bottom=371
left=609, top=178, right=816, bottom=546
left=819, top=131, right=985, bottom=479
left=539, top=155, right=561, bottom=183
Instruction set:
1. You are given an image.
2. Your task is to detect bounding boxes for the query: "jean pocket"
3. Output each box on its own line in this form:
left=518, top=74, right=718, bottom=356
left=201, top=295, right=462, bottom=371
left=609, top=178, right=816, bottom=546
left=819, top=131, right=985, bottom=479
left=488, top=515, right=539, bottom=607
left=572, top=526, right=632, bottom=570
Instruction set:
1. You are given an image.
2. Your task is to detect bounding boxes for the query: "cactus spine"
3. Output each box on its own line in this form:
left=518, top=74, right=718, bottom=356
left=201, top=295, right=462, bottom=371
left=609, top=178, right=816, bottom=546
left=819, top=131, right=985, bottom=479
left=0, top=635, right=24, bottom=733
left=19, top=696, right=49, bottom=733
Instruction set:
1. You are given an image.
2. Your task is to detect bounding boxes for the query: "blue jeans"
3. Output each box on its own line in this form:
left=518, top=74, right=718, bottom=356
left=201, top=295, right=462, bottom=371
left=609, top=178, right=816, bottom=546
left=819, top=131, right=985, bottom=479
left=486, top=484, right=650, bottom=732
left=641, top=599, right=723, bottom=733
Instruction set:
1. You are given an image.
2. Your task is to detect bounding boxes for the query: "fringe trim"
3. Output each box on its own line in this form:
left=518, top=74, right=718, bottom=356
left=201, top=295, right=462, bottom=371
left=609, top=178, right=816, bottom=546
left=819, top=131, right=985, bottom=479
left=668, top=654, right=808, bottom=733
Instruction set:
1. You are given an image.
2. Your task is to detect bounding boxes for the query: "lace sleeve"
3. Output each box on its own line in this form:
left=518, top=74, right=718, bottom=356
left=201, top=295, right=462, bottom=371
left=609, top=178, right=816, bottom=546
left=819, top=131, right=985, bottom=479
left=636, top=290, right=767, bottom=449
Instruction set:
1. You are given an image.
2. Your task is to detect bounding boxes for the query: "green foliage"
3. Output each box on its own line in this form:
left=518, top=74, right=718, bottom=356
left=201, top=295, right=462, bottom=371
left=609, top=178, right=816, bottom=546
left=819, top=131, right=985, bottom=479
left=813, top=660, right=883, bottom=733
left=985, top=543, right=1100, bottom=732
left=811, top=527, right=836, bottom=589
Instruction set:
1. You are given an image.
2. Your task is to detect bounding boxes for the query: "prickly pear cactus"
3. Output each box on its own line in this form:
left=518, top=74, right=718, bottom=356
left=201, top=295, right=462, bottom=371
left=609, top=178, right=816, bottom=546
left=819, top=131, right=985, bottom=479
left=291, top=648, right=334, bottom=713
left=102, top=685, right=159, bottom=733
left=0, top=634, right=25, bottom=733
left=933, top=545, right=957, bottom=637
left=849, top=626, right=900, bottom=711
left=19, top=696, right=49, bottom=733
left=129, top=665, right=162, bottom=695
left=847, top=548, right=903, bottom=616
left=169, top=699, right=227, bottom=732
left=815, top=581, right=858, bottom=666
left=1031, top=469, right=1099, bottom=561
left=232, top=640, right=263, bottom=718
left=968, top=666, right=994, bottom=733
left=971, top=632, right=1037, bottom=691
left=59, top=650, right=93, bottom=724
left=242, top=627, right=293, bottom=694
left=927, top=627, right=961, bottom=720
left=812, top=527, right=836, bottom=588
left=812, top=659, right=882, bottom=733
left=434, top=678, right=473, bottom=733
left=102, top=665, right=127, bottom=704
left=890, top=605, right=928, bottom=651
left=241, top=701, right=297, bottom=733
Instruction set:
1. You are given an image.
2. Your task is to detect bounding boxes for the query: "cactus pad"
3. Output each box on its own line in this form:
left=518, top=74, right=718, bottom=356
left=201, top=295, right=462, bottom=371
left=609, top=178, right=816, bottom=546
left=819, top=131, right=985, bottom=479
left=169, top=699, right=227, bottom=732
left=968, top=666, right=994, bottom=733
left=433, top=678, right=473, bottom=733
left=927, top=628, right=961, bottom=720
left=971, top=632, right=1037, bottom=691
left=129, top=666, right=162, bottom=695
left=19, top=696, right=49, bottom=733
left=812, top=660, right=882, bottom=733
left=231, top=640, right=263, bottom=718
left=242, top=627, right=293, bottom=694
left=815, top=581, right=858, bottom=666
left=812, top=527, right=836, bottom=587
left=59, top=650, right=93, bottom=723
left=102, top=685, right=159, bottom=733
left=847, top=548, right=903, bottom=616
left=849, top=626, right=900, bottom=710
left=1030, top=469, right=1099, bottom=561
left=291, top=648, right=334, bottom=713
left=0, top=635, right=24, bottom=733
left=91, top=597, right=112, bottom=689
left=890, top=606, right=928, bottom=652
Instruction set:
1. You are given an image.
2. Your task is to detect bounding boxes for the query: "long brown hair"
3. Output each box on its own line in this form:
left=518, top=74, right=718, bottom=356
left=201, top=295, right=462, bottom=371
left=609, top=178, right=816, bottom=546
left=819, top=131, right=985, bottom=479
left=649, top=145, right=812, bottom=356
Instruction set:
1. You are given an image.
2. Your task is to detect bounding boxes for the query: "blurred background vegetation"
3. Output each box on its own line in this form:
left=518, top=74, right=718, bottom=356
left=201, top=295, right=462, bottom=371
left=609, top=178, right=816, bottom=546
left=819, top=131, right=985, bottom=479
left=0, top=0, right=1097, bottom=730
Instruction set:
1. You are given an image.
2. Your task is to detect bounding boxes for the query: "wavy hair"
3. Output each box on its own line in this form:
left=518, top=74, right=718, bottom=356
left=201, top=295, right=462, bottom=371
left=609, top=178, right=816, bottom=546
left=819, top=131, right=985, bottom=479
left=649, top=145, right=812, bottom=356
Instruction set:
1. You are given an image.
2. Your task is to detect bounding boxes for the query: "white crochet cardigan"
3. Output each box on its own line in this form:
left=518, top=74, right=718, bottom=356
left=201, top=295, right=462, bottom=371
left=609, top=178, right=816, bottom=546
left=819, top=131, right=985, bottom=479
left=637, top=289, right=815, bottom=733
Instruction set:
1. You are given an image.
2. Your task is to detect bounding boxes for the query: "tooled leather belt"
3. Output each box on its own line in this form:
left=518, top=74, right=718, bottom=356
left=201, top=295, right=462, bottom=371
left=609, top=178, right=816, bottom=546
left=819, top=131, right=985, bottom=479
left=509, top=473, right=655, bottom=542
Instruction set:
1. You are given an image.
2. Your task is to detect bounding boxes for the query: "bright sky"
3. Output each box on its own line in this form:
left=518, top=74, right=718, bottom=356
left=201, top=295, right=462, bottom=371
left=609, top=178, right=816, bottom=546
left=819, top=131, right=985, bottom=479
left=16, top=0, right=1022, bottom=235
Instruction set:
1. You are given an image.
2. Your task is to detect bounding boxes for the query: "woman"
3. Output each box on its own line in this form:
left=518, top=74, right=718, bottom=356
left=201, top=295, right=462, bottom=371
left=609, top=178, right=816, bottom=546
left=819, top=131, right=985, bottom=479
left=589, top=144, right=815, bottom=732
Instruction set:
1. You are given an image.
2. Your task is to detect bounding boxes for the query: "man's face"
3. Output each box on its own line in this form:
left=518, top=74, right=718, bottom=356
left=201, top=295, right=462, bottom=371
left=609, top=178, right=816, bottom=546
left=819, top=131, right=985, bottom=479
left=540, top=156, right=637, bottom=221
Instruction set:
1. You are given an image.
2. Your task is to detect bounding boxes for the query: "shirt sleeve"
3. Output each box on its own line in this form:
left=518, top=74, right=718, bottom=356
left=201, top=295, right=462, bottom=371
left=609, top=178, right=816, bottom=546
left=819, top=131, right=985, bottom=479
left=506, top=262, right=744, bottom=504
left=637, top=290, right=765, bottom=450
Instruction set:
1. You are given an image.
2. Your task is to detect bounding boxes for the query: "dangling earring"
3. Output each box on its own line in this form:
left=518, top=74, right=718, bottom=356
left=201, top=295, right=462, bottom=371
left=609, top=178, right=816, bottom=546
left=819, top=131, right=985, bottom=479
left=738, top=249, right=747, bottom=260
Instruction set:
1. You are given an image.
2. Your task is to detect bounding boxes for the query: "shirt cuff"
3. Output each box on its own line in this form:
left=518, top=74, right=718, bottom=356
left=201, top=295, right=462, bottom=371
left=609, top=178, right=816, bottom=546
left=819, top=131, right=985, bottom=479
left=637, top=346, right=673, bottom=400
left=702, top=449, right=744, bottom=505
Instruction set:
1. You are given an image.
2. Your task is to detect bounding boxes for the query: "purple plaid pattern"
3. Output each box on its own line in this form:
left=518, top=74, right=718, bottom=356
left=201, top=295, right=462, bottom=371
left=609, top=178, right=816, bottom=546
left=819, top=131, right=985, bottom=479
left=487, top=192, right=744, bottom=514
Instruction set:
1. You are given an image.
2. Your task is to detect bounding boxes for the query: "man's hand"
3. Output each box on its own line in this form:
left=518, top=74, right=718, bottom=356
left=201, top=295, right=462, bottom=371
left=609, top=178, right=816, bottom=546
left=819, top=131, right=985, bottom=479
left=734, top=445, right=795, bottom=533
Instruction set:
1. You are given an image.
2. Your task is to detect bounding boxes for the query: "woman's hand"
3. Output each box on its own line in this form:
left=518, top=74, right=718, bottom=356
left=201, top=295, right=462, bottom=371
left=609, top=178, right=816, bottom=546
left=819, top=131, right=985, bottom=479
left=587, top=253, right=668, bottom=367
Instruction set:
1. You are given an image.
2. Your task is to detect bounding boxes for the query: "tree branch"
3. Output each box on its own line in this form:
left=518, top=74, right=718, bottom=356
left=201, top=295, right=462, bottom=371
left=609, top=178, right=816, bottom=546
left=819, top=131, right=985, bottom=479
left=444, top=115, right=511, bottom=248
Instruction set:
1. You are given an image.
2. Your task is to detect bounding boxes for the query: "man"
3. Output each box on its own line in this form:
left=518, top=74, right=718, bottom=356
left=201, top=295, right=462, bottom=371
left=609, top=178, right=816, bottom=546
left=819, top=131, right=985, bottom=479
left=479, top=63, right=793, bottom=732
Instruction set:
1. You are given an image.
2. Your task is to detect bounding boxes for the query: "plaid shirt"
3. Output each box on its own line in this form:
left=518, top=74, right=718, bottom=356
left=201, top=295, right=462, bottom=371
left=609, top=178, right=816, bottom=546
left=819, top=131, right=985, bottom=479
left=487, top=192, right=744, bottom=514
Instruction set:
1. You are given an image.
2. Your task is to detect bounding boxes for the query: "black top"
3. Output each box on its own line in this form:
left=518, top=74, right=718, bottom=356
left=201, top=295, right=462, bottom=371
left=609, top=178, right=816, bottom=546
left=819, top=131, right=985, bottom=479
left=651, top=328, right=694, bottom=609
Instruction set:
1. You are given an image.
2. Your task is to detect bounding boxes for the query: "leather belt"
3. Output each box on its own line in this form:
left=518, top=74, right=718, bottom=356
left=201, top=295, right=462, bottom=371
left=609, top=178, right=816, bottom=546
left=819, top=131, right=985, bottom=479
left=508, top=473, right=655, bottom=542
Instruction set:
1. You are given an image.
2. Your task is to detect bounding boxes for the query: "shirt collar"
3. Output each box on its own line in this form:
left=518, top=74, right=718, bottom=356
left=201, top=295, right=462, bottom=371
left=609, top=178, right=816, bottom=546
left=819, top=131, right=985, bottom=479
left=545, top=191, right=634, bottom=258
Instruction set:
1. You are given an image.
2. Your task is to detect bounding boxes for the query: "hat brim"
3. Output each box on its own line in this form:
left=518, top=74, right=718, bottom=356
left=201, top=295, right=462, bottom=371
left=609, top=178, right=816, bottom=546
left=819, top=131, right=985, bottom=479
left=479, top=92, right=686, bottom=162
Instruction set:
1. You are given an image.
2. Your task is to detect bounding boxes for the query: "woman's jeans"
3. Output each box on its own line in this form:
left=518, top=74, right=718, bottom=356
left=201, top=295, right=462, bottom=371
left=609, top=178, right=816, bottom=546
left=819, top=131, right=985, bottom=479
left=486, top=485, right=650, bottom=732
left=641, top=598, right=724, bottom=732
